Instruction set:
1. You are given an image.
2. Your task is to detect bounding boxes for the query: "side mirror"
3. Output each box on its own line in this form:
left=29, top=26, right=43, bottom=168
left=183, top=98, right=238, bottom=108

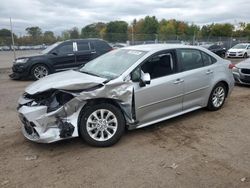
left=139, top=73, right=151, bottom=87
left=51, top=51, right=58, bottom=56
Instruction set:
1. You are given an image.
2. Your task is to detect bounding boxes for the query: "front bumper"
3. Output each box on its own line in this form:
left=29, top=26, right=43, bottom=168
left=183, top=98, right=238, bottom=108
left=226, top=53, right=245, bottom=58
left=9, top=63, right=31, bottom=79
left=18, top=101, right=83, bottom=143
left=232, top=71, right=250, bottom=85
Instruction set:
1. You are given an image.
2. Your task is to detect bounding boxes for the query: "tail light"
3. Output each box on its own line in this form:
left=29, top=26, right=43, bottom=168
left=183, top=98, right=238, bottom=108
left=228, top=63, right=235, bottom=69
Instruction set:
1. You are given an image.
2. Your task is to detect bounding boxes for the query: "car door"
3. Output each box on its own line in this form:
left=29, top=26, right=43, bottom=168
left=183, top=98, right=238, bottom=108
left=132, top=50, right=183, bottom=126
left=176, top=49, right=214, bottom=110
left=75, top=41, right=97, bottom=67
left=49, top=41, right=76, bottom=71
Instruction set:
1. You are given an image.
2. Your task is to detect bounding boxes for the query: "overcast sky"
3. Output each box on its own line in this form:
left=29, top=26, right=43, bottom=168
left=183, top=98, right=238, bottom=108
left=0, top=0, right=249, bottom=36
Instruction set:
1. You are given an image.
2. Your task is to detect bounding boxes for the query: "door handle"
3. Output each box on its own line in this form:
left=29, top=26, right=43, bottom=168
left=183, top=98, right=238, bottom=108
left=173, top=78, right=184, bottom=84
left=67, top=53, right=74, bottom=56
left=206, top=70, right=213, bottom=75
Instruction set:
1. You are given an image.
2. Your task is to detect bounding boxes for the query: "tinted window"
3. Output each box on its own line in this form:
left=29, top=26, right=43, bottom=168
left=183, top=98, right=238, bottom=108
left=95, top=41, right=112, bottom=50
left=58, top=44, right=73, bottom=54
left=178, top=49, right=203, bottom=71
left=77, top=42, right=90, bottom=51
left=201, top=52, right=214, bottom=66
left=141, top=53, right=175, bottom=79
left=209, top=45, right=218, bottom=50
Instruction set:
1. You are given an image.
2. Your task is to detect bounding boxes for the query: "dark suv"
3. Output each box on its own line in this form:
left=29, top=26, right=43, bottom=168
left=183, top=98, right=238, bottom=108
left=10, top=39, right=112, bottom=80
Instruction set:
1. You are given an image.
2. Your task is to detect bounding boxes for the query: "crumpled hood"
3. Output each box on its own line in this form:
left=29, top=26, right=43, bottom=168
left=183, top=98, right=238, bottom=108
left=228, top=49, right=246, bottom=53
left=25, top=70, right=107, bottom=95
left=236, top=59, right=250, bottom=69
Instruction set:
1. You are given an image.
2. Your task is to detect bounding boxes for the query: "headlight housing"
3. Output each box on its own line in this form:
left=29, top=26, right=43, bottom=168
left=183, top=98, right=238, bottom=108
left=238, top=51, right=244, bottom=54
left=14, top=58, right=29, bottom=64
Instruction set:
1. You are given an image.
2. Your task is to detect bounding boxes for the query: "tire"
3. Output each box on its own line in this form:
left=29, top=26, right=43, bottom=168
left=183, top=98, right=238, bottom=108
left=206, top=83, right=227, bottom=111
left=31, top=64, right=49, bottom=80
left=221, top=53, right=225, bottom=58
left=244, top=53, right=248, bottom=58
left=79, top=103, right=125, bottom=147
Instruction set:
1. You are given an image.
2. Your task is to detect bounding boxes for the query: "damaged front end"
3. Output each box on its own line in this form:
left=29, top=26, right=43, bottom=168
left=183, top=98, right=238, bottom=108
left=18, top=89, right=85, bottom=143
left=17, top=70, right=135, bottom=143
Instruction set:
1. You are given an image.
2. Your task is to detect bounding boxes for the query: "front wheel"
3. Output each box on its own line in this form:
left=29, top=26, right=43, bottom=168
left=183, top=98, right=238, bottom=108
left=244, top=53, right=248, bottom=58
left=206, top=83, right=227, bottom=111
left=31, top=64, right=49, bottom=80
left=79, top=103, right=125, bottom=147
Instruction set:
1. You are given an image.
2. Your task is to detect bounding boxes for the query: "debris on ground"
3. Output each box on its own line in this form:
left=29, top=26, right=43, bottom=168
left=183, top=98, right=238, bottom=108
left=25, top=155, right=38, bottom=161
left=240, top=177, right=246, bottom=182
left=1, top=180, right=9, bottom=186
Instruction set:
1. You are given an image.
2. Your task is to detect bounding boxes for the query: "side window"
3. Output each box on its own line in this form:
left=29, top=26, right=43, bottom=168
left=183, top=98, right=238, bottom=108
left=141, top=53, right=175, bottom=79
left=177, top=49, right=203, bottom=71
left=201, top=52, right=215, bottom=66
left=77, top=42, right=90, bottom=51
left=58, top=43, right=73, bottom=54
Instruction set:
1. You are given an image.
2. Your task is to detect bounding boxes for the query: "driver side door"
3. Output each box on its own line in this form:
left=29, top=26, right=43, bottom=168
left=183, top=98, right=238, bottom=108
left=49, top=41, right=76, bottom=71
left=132, top=50, right=183, bottom=127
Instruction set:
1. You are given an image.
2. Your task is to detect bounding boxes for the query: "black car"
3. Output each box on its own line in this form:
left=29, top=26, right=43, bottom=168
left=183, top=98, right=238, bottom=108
left=201, top=44, right=227, bottom=58
left=10, top=39, right=112, bottom=80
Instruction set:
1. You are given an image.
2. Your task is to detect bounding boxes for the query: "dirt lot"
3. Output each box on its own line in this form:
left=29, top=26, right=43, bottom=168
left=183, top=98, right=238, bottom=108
left=0, top=60, right=250, bottom=188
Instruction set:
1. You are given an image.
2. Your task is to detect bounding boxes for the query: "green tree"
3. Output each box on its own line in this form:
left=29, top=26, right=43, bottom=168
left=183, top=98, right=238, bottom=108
left=0, top=28, right=12, bottom=45
left=69, top=27, right=80, bottom=39
left=105, top=21, right=128, bottom=42
left=81, top=22, right=106, bottom=38
left=43, top=31, right=56, bottom=44
left=25, top=26, right=42, bottom=38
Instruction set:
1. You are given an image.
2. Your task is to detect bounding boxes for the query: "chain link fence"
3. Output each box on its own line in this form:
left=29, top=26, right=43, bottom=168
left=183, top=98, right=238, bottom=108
left=0, top=33, right=249, bottom=51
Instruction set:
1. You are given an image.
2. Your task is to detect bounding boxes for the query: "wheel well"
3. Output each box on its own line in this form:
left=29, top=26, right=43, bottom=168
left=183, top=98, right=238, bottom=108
left=217, top=81, right=229, bottom=97
left=77, top=98, right=127, bottom=135
left=30, top=63, right=50, bottom=74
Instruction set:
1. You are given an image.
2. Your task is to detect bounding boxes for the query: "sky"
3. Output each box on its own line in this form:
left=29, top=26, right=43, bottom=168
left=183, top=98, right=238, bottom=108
left=0, top=0, right=250, bottom=36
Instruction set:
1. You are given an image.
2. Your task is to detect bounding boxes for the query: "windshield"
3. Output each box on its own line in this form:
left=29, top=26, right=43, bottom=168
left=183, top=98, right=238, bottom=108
left=79, top=49, right=147, bottom=79
left=41, top=42, right=62, bottom=54
left=232, top=44, right=247, bottom=49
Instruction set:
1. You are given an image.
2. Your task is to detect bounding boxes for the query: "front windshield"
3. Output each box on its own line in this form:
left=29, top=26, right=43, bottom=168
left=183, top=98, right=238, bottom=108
left=41, top=42, right=62, bottom=54
left=80, top=49, right=147, bottom=79
left=232, top=44, right=247, bottom=49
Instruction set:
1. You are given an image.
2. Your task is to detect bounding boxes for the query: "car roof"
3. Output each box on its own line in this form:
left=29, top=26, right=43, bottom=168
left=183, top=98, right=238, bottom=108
left=123, top=44, right=206, bottom=53
left=65, top=38, right=106, bottom=42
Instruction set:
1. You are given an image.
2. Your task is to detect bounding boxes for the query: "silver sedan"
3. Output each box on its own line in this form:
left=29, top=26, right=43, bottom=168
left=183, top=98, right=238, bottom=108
left=17, top=44, right=235, bottom=147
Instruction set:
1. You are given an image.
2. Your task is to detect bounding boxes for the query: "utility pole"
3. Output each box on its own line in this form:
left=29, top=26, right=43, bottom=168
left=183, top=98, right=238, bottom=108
left=10, top=17, right=16, bottom=60
left=131, top=25, right=134, bottom=45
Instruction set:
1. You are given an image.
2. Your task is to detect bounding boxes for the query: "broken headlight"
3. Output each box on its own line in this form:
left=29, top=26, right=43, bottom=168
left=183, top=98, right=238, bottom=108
left=23, top=90, right=74, bottom=112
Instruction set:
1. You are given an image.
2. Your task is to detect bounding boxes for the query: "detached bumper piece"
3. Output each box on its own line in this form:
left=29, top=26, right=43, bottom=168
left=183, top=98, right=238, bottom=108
left=18, top=105, right=77, bottom=143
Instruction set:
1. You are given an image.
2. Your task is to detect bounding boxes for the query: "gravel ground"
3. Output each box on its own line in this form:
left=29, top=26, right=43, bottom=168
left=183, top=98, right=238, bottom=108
left=0, top=59, right=250, bottom=188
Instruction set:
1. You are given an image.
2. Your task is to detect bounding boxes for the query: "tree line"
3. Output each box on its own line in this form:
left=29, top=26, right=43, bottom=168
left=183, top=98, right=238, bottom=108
left=1, top=16, right=250, bottom=45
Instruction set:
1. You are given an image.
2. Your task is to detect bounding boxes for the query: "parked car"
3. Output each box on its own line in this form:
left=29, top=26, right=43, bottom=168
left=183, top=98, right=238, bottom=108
left=17, top=44, right=234, bottom=146
left=9, top=39, right=112, bottom=80
left=232, top=58, right=250, bottom=85
left=201, top=44, right=226, bottom=58
left=226, top=43, right=250, bottom=58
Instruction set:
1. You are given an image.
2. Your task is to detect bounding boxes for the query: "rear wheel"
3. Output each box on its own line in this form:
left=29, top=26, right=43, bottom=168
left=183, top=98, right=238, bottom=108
left=79, top=103, right=125, bottom=147
left=207, top=83, right=227, bottom=111
left=31, top=64, right=49, bottom=80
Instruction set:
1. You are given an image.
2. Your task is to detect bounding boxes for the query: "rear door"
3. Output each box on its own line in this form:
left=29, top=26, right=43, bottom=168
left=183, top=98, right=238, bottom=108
left=133, top=50, right=183, bottom=126
left=176, top=49, right=214, bottom=110
left=49, top=41, right=76, bottom=71
left=75, top=41, right=96, bottom=67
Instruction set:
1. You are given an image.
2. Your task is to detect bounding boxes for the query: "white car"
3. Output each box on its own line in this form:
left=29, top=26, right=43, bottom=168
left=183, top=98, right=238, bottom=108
left=226, top=43, right=250, bottom=58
